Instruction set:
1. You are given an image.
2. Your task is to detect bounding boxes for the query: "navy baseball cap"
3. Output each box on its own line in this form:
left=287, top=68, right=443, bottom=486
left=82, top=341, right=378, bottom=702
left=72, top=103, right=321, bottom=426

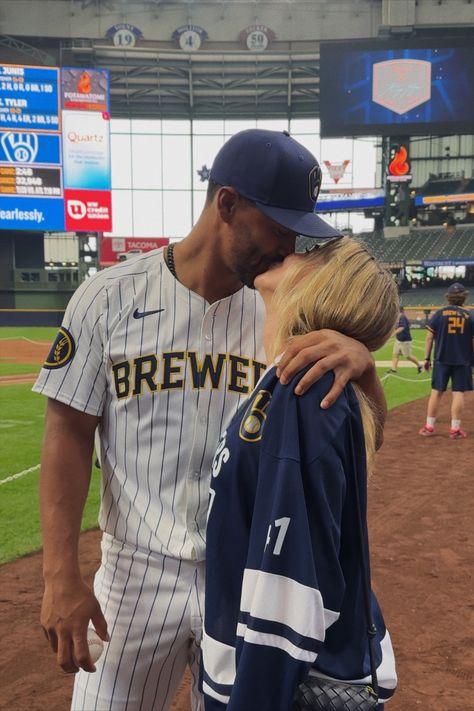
left=447, top=282, right=468, bottom=294
left=210, top=129, right=341, bottom=239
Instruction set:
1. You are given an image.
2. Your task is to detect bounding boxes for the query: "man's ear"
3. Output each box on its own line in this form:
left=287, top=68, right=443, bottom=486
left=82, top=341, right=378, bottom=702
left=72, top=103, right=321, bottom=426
left=216, top=186, right=239, bottom=224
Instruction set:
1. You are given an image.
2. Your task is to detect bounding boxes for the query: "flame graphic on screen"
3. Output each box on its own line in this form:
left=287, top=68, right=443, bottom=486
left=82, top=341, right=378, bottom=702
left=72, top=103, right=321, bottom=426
left=77, top=72, right=92, bottom=94
left=389, top=145, right=410, bottom=176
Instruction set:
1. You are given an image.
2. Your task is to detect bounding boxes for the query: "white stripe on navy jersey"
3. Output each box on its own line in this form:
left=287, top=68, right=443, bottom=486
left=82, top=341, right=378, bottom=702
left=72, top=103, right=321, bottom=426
left=33, top=247, right=266, bottom=561
left=240, top=568, right=339, bottom=642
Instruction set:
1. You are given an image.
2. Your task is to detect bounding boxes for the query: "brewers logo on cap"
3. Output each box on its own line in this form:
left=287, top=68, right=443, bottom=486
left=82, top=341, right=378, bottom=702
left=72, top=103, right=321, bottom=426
left=309, top=164, right=322, bottom=202
left=43, top=327, right=76, bottom=369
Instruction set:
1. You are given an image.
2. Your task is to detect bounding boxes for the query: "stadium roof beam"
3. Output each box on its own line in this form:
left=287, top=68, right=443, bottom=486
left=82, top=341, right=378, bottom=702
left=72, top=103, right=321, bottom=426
left=0, top=35, right=55, bottom=66
left=61, top=39, right=320, bottom=120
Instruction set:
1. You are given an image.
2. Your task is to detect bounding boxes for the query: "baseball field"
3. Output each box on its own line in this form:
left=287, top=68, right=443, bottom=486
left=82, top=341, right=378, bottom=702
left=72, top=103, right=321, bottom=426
left=1, top=326, right=473, bottom=710
left=0, top=326, right=431, bottom=566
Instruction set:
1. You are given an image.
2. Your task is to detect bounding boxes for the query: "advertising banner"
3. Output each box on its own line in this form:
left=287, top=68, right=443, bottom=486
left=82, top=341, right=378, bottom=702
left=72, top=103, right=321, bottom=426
left=316, top=188, right=385, bottom=212
left=0, top=196, right=64, bottom=230
left=62, top=111, right=111, bottom=190
left=61, top=68, right=109, bottom=112
left=100, top=237, right=169, bottom=266
left=0, top=63, right=111, bottom=233
left=65, top=189, right=112, bottom=232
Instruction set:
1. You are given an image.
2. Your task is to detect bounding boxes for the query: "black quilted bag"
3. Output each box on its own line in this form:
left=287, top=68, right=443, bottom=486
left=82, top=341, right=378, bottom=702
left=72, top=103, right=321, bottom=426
left=293, top=417, right=379, bottom=711
left=293, top=677, right=378, bottom=710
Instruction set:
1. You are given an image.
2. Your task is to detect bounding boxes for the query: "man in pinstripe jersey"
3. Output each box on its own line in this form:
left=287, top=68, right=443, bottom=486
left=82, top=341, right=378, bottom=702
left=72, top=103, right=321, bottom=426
left=34, top=130, right=387, bottom=711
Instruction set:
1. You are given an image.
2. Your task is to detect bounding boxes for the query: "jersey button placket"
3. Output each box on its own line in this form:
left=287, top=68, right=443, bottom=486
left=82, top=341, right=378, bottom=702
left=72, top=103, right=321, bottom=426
left=185, top=308, right=213, bottom=558
left=201, top=306, right=214, bottom=346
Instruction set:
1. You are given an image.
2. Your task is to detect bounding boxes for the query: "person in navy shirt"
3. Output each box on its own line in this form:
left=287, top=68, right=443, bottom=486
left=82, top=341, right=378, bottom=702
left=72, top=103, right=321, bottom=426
left=202, top=237, right=399, bottom=710
left=419, top=282, right=474, bottom=439
left=388, top=306, right=422, bottom=374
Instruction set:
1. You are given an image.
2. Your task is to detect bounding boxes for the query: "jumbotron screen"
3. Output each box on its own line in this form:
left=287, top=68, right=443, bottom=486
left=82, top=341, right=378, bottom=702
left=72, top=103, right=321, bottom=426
left=320, top=39, right=474, bottom=137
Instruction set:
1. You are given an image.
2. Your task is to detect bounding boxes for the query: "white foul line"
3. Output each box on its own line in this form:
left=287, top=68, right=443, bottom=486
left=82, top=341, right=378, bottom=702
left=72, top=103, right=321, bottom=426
left=0, top=337, right=50, bottom=345
left=0, top=463, right=40, bottom=485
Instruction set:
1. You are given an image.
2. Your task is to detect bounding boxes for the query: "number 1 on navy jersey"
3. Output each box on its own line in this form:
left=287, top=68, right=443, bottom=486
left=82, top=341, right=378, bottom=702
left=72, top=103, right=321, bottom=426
left=265, top=516, right=291, bottom=555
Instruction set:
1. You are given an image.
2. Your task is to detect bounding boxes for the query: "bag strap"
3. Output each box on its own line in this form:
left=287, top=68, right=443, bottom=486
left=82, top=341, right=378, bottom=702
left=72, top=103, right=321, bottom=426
left=348, top=415, right=379, bottom=696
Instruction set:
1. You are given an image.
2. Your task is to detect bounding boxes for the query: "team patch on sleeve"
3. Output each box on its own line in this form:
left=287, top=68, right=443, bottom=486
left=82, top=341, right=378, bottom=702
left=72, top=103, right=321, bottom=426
left=239, top=389, right=272, bottom=442
left=43, top=327, right=76, bottom=369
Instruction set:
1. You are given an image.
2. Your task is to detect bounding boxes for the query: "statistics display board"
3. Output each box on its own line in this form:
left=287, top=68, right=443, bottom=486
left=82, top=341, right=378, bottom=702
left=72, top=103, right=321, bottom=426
left=0, top=64, right=112, bottom=232
left=320, top=39, right=474, bottom=138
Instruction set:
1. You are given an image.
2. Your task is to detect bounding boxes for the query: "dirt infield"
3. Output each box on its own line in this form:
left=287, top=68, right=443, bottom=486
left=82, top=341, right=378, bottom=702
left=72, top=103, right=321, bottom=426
left=0, top=339, right=50, bottom=385
left=0, top=392, right=473, bottom=711
left=0, top=338, right=51, bottom=365
left=0, top=373, right=41, bottom=385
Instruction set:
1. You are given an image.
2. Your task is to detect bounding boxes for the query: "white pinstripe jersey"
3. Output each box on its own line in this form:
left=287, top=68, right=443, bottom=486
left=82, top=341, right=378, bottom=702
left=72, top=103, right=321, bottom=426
left=33, top=248, right=266, bottom=561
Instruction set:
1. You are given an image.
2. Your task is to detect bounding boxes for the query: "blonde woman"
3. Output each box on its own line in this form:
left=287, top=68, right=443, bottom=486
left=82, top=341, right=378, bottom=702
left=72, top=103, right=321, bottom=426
left=202, top=237, right=399, bottom=711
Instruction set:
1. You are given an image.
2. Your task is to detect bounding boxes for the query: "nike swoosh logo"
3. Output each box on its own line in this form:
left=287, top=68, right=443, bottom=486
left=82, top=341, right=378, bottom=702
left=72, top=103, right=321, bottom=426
left=133, top=308, right=165, bottom=319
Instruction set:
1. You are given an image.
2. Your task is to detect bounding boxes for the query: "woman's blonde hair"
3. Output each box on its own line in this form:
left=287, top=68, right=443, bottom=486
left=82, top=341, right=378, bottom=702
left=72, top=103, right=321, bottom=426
left=270, top=237, right=400, bottom=471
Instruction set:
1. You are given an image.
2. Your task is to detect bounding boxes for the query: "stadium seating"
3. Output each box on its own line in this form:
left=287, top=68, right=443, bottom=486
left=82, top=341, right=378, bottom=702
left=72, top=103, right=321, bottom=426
left=400, top=287, right=449, bottom=306
left=357, top=225, right=474, bottom=263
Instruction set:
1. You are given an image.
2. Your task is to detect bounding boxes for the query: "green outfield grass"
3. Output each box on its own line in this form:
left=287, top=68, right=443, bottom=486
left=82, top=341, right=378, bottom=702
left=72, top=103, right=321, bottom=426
left=0, top=362, right=43, bottom=376
left=0, top=326, right=57, bottom=377
left=0, top=326, right=431, bottom=566
left=378, top=366, right=431, bottom=409
left=375, top=330, right=432, bottom=408
left=373, top=328, right=426, bottom=362
left=0, top=326, right=58, bottom=341
left=0, top=383, right=101, bottom=565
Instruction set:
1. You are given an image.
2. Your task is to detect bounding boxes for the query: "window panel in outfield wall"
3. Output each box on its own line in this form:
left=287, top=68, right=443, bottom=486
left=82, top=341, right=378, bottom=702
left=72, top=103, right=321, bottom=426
left=256, top=118, right=289, bottom=132
left=192, top=134, right=224, bottom=190
left=131, top=134, right=163, bottom=189
left=290, top=133, right=321, bottom=159
left=352, top=139, right=378, bottom=189
left=320, top=137, right=354, bottom=163
left=132, top=190, right=164, bottom=237
left=132, top=119, right=162, bottom=134
left=161, top=119, right=191, bottom=135
left=224, top=119, right=256, bottom=135
left=290, top=118, right=320, bottom=134
left=105, top=190, right=133, bottom=237
left=111, top=118, right=132, bottom=134
left=111, top=134, right=132, bottom=189
left=193, top=190, right=207, bottom=223
left=193, top=120, right=225, bottom=135
left=162, top=135, right=192, bottom=190
left=163, top=191, right=192, bottom=239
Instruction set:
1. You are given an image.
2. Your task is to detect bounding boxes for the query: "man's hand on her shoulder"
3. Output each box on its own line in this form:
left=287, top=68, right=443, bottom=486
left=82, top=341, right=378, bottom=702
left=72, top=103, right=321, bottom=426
left=276, top=329, right=375, bottom=408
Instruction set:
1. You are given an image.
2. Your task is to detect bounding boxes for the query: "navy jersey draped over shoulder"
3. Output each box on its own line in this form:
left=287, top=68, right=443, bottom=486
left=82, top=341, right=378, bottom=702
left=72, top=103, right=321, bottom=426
left=202, top=366, right=397, bottom=710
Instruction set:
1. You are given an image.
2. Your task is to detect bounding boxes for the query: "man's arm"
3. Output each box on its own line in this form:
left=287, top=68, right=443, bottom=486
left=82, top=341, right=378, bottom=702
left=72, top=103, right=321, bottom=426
left=40, top=398, right=108, bottom=673
left=423, top=330, right=435, bottom=371
left=275, top=330, right=386, bottom=447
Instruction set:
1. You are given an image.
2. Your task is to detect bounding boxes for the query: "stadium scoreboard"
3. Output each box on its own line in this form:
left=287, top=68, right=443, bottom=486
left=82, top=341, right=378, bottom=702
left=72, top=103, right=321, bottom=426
left=320, top=39, right=474, bottom=138
left=0, top=63, right=112, bottom=233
